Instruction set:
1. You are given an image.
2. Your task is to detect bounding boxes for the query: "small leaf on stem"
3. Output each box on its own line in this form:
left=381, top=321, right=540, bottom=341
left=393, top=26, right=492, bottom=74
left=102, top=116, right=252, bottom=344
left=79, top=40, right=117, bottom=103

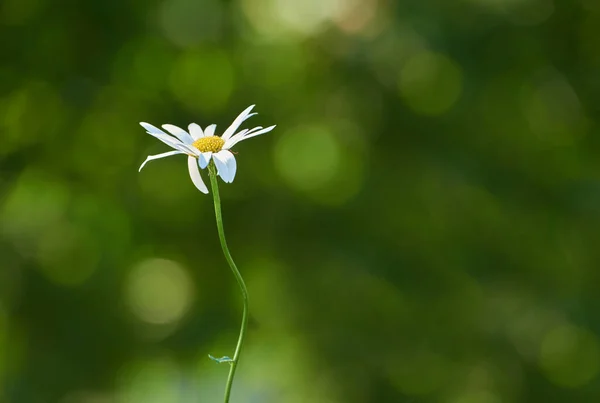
left=209, top=354, right=234, bottom=364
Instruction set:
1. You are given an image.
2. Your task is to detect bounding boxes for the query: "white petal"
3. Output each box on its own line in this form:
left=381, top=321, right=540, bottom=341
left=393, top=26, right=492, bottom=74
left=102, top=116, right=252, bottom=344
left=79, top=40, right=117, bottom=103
left=221, top=105, right=256, bottom=141
left=139, top=150, right=183, bottom=172
left=221, top=150, right=237, bottom=182
left=188, top=123, right=204, bottom=140
left=140, top=122, right=190, bottom=153
left=187, top=156, right=209, bottom=194
left=198, top=152, right=212, bottom=169
left=213, top=150, right=236, bottom=183
left=204, top=124, right=216, bottom=137
left=162, top=124, right=194, bottom=144
left=223, top=129, right=248, bottom=150
left=212, top=151, right=231, bottom=183
left=167, top=139, right=199, bottom=156
left=223, top=127, right=251, bottom=150
left=241, top=125, right=276, bottom=140
left=140, top=122, right=164, bottom=134
left=227, top=125, right=276, bottom=149
left=226, top=127, right=262, bottom=147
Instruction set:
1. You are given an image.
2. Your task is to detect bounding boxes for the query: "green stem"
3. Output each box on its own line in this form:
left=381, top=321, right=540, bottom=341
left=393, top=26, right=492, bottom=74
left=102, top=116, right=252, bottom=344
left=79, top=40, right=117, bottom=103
left=208, top=163, right=249, bottom=403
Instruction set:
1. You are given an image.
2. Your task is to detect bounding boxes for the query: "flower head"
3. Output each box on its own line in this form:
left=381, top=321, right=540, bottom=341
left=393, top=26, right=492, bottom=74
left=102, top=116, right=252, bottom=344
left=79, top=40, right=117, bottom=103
left=138, top=105, right=276, bottom=193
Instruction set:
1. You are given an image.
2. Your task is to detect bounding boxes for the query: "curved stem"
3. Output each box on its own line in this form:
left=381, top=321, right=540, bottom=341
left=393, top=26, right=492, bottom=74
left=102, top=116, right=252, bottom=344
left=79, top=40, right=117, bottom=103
left=208, top=163, right=249, bottom=403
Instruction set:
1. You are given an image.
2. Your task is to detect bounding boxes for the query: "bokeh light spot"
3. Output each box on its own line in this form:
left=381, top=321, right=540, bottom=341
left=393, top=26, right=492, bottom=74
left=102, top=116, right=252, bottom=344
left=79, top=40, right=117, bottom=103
left=241, top=0, right=338, bottom=38
left=539, top=324, right=600, bottom=388
left=116, top=358, right=186, bottom=403
left=520, top=70, right=588, bottom=146
left=241, top=336, right=340, bottom=403
left=240, top=43, right=307, bottom=92
left=71, top=88, right=140, bottom=185
left=0, top=81, right=65, bottom=156
left=168, top=49, right=234, bottom=113
left=273, top=0, right=338, bottom=35
left=126, top=258, right=194, bottom=325
left=398, top=52, right=463, bottom=116
left=1, top=170, right=69, bottom=256
left=332, top=0, right=380, bottom=35
left=274, top=126, right=341, bottom=193
left=274, top=124, right=366, bottom=205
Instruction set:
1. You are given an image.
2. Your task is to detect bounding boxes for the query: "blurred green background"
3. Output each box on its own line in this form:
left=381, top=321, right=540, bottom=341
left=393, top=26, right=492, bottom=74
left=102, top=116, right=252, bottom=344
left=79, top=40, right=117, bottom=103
left=2, top=0, right=600, bottom=402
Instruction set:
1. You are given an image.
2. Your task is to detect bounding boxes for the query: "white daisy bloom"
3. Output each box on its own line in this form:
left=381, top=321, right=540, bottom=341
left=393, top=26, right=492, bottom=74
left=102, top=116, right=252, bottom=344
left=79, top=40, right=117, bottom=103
left=138, top=105, right=276, bottom=194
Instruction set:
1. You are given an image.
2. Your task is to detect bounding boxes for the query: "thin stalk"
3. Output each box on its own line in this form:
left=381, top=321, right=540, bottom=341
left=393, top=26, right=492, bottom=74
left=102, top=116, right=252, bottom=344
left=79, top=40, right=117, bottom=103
left=208, top=163, right=249, bottom=403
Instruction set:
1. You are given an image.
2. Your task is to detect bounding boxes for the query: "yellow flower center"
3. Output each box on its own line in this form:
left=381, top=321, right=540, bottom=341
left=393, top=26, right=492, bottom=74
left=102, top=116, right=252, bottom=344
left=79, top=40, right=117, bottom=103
left=192, top=136, right=225, bottom=153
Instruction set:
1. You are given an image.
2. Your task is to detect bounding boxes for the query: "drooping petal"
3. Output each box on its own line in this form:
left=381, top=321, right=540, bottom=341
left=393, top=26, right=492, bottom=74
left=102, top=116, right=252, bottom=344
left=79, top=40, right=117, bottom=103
left=140, top=122, right=190, bottom=153
left=198, top=151, right=212, bottom=169
left=187, top=156, right=209, bottom=194
left=226, top=125, right=276, bottom=149
left=212, top=151, right=231, bottom=183
left=218, top=150, right=237, bottom=182
left=139, top=150, right=183, bottom=172
left=204, top=124, right=216, bottom=137
left=188, top=123, right=204, bottom=140
left=221, top=105, right=256, bottom=141
left=162, top=124, right=194, bottom=144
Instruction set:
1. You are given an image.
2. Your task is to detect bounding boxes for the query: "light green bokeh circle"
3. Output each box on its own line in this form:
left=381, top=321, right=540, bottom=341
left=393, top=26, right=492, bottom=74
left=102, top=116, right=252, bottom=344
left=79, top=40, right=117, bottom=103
left=168, top=49, right=234, bottom=113
left=398, top=51, right=463, bottom=116
left=274, top=126, right=341, bottom=192
left=539, top=324, right=600, bottom=388
left=273, top=125, right=366, bottom=205
left=116, top=358, right=183, bottom=403
left=126, top=258, right=194, bottom=325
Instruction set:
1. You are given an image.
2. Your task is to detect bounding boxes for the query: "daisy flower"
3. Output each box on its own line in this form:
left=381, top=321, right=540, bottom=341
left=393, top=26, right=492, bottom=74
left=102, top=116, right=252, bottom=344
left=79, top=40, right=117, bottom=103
left=138, top=105, right=275, bottom=193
